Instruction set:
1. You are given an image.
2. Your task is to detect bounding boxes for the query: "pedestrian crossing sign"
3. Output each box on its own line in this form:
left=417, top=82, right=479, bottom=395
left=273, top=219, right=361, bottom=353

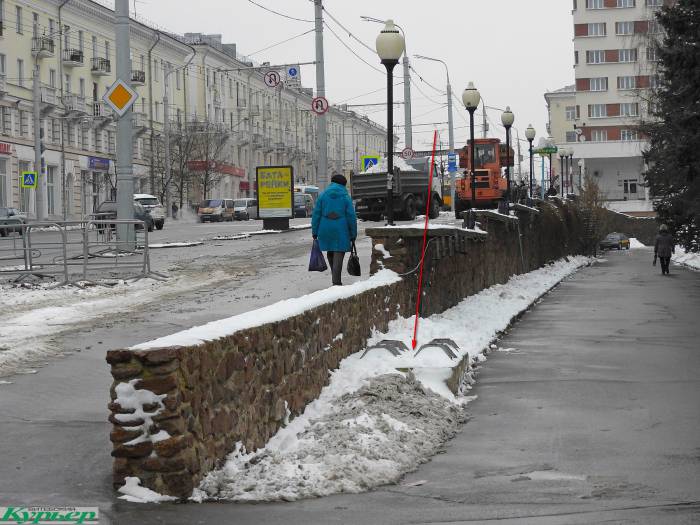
left=361, top=155, right=380, bottom=172
left=21, top=171, right=37, bottom=189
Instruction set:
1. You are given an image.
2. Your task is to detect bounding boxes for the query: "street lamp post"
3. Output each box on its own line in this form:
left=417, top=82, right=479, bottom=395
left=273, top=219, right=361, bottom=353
left=567, top=148, right=574, bottom=197
left=414, top=54, right=455, bottom=211
left=559, top=150, right=566, bottom=199
left=525, top=124, right=536, bottom=201
left=501, top=106, right=514, bottom=212
left=462, top=83, right=481, bottom=223
left=375, top=20, right=405, bottom=226
left=578, top=159, right=584, bottom=191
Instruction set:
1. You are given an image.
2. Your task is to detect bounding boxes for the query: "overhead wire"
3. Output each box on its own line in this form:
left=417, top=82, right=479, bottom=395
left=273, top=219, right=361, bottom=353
left=247, top=28, right=315, bottom=56
left=246, top=0, right=313, bottom=23
left=323, top=21, right=384, bottom=75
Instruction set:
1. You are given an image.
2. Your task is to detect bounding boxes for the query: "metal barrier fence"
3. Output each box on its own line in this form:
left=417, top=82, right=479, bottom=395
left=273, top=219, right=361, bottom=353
left=0, top=220, right=165, bottom=286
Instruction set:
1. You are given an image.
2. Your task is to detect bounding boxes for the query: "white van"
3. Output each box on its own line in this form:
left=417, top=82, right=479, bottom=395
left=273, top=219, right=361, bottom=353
left=133, top=193, right=166, bottom=230
left=233, top=198, right=258, bottom=220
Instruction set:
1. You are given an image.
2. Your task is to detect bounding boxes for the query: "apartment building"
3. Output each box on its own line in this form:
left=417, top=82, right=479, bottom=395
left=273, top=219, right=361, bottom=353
left=0, top=0, right=387, bottom=219
left=547, top=0, right=668, bottom=208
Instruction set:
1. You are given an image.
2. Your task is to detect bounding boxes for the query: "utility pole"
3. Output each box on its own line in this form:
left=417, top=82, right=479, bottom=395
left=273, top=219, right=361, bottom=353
left=482, top=104, right=488, bottom=139
left=402, top=55, right=412, bottom=149
left=314, top=0, right=328, bottom=189
left=115, top=0, right=135, bottom=245
left=33, top=62, right=46, bottom=220
left=446, top=80, right=455, bottom=212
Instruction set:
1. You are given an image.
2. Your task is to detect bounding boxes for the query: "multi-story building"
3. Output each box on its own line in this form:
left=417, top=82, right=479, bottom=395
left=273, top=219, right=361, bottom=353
left=0, top=0, right=388, bottom=219
left=547, top=0, right=668, bottom=211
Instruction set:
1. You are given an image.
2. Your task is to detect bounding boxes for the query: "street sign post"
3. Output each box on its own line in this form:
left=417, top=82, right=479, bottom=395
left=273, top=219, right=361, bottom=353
left=401, top=147, right=415, bottom=160
left=102, top=79, right=138, bottom=117
left=264, top=71, right=281, bottom=88
left=534, top=146, right=558, bottom=155
left=447, top=152, right=457, bottom=172
left=20, top=171, right=37, bottom=189
left=311, top=96, right=329, bottom=115
left=361, top=155, right=380, bottom=172
left=256, top=165, right=294, bottom=231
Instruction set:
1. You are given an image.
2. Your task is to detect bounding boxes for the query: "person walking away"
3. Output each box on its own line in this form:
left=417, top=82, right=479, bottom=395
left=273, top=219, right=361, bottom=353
left=311, top=174, right=358, bottom=286
left=171, top=202, right=179, bottom=220
left=654, top=224, right=675, bottom=275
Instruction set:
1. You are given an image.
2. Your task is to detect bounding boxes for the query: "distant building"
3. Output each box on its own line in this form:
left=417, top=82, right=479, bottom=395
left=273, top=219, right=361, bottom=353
left=546, top=0, right=668, bottom=214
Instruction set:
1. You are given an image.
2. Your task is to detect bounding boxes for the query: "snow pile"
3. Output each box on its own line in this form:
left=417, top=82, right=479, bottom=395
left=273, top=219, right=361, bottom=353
left=362, top=156, right=418, bottom=174
left=196, top=374, right=466, bottom=502
left=113, top=379, right=170, bottom=446
left=118, top=477, right=177, bottom=503
left=673, top=246, right=700, bottom=270
left=132, top=269, right=402, bottom=350
left=629, top=238, right=646, bottom=249
left=193, top=255, right=591, bottom=503
left=149, top=241, right=203, bottom=249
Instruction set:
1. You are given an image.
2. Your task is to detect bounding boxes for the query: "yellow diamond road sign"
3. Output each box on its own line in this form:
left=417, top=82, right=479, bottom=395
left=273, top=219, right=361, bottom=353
left=103, top=78, right=138, bottom=117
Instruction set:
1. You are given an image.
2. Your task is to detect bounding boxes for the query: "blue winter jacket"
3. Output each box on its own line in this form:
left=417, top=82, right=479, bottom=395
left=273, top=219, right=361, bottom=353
left=311, top=182, right=358, bottom=252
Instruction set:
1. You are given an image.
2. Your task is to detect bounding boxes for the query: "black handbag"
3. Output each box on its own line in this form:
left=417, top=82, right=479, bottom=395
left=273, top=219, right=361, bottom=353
left=347, top=241, right=361, bottom=276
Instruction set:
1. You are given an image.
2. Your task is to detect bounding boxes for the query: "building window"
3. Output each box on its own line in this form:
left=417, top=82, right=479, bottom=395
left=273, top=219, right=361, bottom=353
left=588, top=23, right=606, bottom=36
left=586, top=0, right=603, bottom=8
left=590, top=77, right=608, bottom=91
left=648, top=20, right=661, bottom=33
left=19, top=111, right=29, bottom=136
left=592, top=129, right=608, bottom=141
left=92, top=36, right=97, bottom=58
left=155, top=101, right=160, bottom=121
left=47, top=166, right=56, bottom=215
left=79, top=78, right=85, bottom=98
left=646, top=0, right=662, bottom=5
left=78, top=30, right=84, bottom=51
left=623, top=179, right=638, bottom=195
left=620, top=102, right=639, bottom=116
left=618, top=48, right=638, bottom=62
left=176, top=70, right=181, bottom=90
left=618, top=76, right=637, bottom=90
left=0, top=158, right=7, bottom=206
left=105, top=41, right=110, bottom=60
left=49, top=69, right=56, bottom=88
left=650, top=75, right=661, bottom=88
left=17, top=59, right=24, bottom=87
left=616, top=21, right=634, bottom=35
left=617, top=0, right=635, bottom=7
left=646, top=47, right=659, bottom=61
left=154, top=59, right=159, bottom=82
left=565, top=106, right=576, bottom=121
left=15, top=5, right=21, bottom=33
left=589, top=104, right=608, bottom=118
left=586, top=50, right=605, bottom=64
left=621, top=129, right=639, bottom=141
left=575, top=51, right=579, bottom=65
left=64, top=74, right=71, bottom=93
left=566, top=131, right=577, bottom=143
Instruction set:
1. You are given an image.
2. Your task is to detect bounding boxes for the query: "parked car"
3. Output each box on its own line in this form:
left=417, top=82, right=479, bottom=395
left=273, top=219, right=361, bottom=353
left=0, top=207, right=26, bottom=236
left=294, top=193, right=314, bottom=218
left=600, top=232, right=631, bottom=250
left=133, top=193, right=166, bottom=230
left=197, top=199, right=235, bottom=222
left=93, top=201, right=154, bottom=232
left=233, top=198, right=258, bottom=220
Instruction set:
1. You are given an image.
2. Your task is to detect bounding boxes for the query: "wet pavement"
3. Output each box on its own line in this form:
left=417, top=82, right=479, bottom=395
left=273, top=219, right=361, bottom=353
left=1, top=246, right=699, bottom=524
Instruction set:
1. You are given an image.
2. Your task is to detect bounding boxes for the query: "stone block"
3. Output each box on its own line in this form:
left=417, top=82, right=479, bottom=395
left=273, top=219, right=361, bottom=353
left=110, top=362, right=143, bottom=380
left=106, top=350, right=134, bottom=365
left=153, top=434, right=189, bottom=457
left=142, top=455, right=186, bottom=472
left=109, top=427, right=143, bottom=444
left=134, top=347, right=180, bottom=365
left=136, top=373, right=178, bottom=395
left=111, top=441, right=153, bottom=458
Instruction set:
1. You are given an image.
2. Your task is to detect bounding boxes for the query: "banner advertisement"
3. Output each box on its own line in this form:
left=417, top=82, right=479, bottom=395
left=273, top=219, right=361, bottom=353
left=256, top=166, right=294, bottom=219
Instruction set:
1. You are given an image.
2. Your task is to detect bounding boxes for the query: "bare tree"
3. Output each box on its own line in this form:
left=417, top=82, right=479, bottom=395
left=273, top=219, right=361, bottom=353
left=189, top=121, right=229, bottom=201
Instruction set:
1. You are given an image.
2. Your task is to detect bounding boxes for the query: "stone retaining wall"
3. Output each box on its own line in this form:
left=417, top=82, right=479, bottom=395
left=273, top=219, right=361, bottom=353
left=601, top=209, right=657, bottom=245
left=106, top=199, right=586, bottom=499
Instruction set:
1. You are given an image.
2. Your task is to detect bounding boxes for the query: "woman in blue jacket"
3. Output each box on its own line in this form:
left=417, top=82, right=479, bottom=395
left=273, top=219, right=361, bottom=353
left=311, top=174, right=358, bottom=285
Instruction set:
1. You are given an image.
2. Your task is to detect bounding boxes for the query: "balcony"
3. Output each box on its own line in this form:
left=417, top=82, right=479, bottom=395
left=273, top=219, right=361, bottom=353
left=249, top=104, right=260, bottom=117
left=32, top=36, right=55, bottom=58
left=252, top=133, right=262, bottom=147
left=62, top=49, right=84, bottom=67
left=91, top=57, right=111, bottom=76
left=237, top=98, right=247, bottom=109
left=274, top=141, right=286, bottom=151
left=133, top=112, right=148, bottom=134
left=263, top=108, right=272, bottom=120
left=92, top=101, right=110, bottom=118
left=41, top=86, right=57, bottom=105
left=263, top=137, right=273, bottom=152
left=130, top=70, right=146, bottom=86
left=63, top=94, right=86, bottom=114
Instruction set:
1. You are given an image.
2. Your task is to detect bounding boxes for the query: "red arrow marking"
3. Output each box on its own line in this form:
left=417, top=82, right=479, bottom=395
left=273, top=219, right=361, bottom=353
left=412, top=130, right=438, bottom=349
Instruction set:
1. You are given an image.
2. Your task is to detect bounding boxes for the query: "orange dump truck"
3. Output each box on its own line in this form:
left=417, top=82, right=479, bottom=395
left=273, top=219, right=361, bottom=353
left=454, top=138, right=514, bottom=215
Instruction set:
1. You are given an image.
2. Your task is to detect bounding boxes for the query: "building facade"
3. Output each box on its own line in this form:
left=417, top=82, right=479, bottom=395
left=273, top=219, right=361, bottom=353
left=0, top=0, right=388, bottom=219
left=547, top=0, right=668, bottom=206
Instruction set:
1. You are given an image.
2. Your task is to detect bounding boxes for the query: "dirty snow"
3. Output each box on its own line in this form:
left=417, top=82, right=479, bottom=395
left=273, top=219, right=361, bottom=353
left=132, top=269, right=402, bottom=350
left=361, top=156, right=418, bottom=174
left=0, top=270, right=235, bottom=377
left=673, top=246, right=700, bottom=271
left=149, top=241, right=203, bottom=249
left=118, top=477, right=177, bottom=503
left=194, top=255, right=591, bottom=503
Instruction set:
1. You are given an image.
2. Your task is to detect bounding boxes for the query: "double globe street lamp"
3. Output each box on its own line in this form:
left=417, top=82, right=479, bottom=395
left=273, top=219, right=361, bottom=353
left=375, top=20, right=405, bottom=226
left=500, top=107, right=514, bottom=211
left=525, top=124, right=536, bottom=201
left=462, top=82, right=481, bottom=225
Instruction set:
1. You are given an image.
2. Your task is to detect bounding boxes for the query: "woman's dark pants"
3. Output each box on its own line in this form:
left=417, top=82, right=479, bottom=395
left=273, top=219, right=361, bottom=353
left=327, top=251, right=345, bottom=285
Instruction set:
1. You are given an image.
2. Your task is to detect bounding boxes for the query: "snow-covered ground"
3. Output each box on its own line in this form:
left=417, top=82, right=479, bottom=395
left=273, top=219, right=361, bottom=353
left=170, top=256, right=592, bottom=504
left=673, top=246, right=700, bottom=270
left=0, top=271, right=236, bottom=377
left=629, top=238, right=646, bottom=249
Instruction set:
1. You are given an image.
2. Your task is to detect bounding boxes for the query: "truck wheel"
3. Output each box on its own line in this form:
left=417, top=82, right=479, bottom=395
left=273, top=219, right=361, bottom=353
left=403, top=196, right=417, bottom=221
left=454, top=198, right=465, bottom=219
left=429, top=196, right=440, bottom=219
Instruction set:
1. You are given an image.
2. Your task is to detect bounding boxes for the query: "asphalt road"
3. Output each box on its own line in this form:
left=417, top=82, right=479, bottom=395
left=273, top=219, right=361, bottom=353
left=1, top=246, right=699, bottom=524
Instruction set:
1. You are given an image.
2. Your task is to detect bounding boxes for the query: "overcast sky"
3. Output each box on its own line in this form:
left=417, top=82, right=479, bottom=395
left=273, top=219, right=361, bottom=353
left=135, top=0, right=574, bottom=152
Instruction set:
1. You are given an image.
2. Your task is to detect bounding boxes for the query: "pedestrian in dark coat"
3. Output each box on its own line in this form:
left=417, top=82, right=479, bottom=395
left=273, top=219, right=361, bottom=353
left=654, top=224, right=675, bottom=275
left=311, top=174, right=358, bottom=286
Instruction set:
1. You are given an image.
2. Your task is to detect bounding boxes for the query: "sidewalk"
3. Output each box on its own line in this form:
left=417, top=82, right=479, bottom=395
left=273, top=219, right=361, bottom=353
left=105, top=247, right=700, bottom=524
